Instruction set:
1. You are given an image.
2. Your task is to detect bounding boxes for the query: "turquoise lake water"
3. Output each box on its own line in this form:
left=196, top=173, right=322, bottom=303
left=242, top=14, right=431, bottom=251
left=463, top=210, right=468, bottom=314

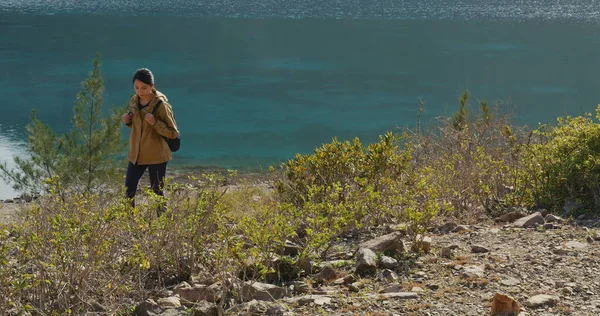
left=1, top=1, right=600, bottom=198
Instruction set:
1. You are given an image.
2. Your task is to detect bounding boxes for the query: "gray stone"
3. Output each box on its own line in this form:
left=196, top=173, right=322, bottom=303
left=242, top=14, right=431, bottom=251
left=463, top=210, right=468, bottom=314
left=512, top=212, right=545, bottom=228
left=191, top=301, right=219, bottom=316
left=241, top=282, right=287, bottom=302
left=377, top=269, right=398, bottom=282
left=566, top=241, right=587, bottom=249
left=500, top=277, right=521, bottom=286
left=411, top=286, right=425, bottom=293
left=348, top=283, right=360, bottom=293
left=333, top=274, right=356, bottom=285
left=461, top=265, right=485, bottom=279
left=355, top=248, right=377, bottom=273
left=358, top=231, right=406, bottom=253
left=291, top=281, right=311, bottom=294
left=543, top=223, right=556, bottom=230
left=156, top=296, right=181, bottom=308
left=545, top=214, right=564, bottom=223
left=562, top=287, right=574, bottom=295
left=471, top=245, right=490, bottom=253
left=426, top=283, right=439, bottom=290
left=552, top=248, right=572, bottom=256
left=175, top=283, right=219, bottom=305
left=366, top=292, right=418, bottom=300
left=266, top=303, right=289, bottom=315
left=495, top=209, right=527, bottom=223
left=20, top=194, right=33, bottom=202
left=379, top=256, right=399, bottom=269
left=247, top=300, right=269, bottom=314
left=226, top=300, right=280, bottom=316
left=284, top=295, right=332, bottom=306
left=380, top=284, right=402, bottom=293
left=315, top=264, right=337, bottom=282
left=160, top=309, right=186, bottom=316
left=174, top=281, right=191, bottom=291
left=524, top=294, right=559, bottom=308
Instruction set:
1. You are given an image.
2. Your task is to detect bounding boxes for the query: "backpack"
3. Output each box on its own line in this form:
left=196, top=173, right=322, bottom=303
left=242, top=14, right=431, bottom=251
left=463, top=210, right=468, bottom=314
left=151, top=100, right=180, bottom=152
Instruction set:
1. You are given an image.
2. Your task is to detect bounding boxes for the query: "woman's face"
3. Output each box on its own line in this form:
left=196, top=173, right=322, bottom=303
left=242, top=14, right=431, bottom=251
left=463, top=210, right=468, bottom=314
left=134, top=79, right=153, bottom=98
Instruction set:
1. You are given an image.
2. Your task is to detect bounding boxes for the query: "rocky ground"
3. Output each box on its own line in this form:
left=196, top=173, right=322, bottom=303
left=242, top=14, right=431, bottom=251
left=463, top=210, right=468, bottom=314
left=2, top=195, right=600, bottom=315
left=127, top=210, right=600, bottom=316
left=0, top=196, right=32, bottom=224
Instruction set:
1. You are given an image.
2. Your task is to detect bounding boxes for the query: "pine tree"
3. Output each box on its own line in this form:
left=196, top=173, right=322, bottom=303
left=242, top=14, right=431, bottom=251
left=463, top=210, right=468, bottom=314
left=0, top=53, right=125, bottom=195
left=452, top=90, right=470, bottom=130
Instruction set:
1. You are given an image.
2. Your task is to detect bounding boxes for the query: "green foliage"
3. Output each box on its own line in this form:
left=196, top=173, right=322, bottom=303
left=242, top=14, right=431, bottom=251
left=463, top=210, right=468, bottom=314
left=452, top=90, right=470, bottom=130
left=275, top=131, right=443, bottom=258
left=0, top=173, right=229, bottom=314
left=235, top=200, right=295, bottom=281
left=0, top=53, right=125, bottom=195
left=520, top=106, right=600, bottom=211
left=62, top=55, right=125, bottom=192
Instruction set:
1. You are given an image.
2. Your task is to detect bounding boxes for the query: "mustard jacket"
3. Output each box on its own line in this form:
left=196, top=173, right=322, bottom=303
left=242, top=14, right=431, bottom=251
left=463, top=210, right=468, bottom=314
left=126, top=91, right=179, bottom=165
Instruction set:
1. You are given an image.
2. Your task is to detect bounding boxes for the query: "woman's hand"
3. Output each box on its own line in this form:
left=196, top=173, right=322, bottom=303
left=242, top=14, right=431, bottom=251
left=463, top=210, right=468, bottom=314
left=144, top=113, right=156, bottom=125
left=121, top=112, right=132, bottom=124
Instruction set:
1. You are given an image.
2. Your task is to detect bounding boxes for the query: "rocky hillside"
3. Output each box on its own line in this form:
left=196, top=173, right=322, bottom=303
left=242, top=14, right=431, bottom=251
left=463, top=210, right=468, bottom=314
left=127, top=210, right=600, bottom=316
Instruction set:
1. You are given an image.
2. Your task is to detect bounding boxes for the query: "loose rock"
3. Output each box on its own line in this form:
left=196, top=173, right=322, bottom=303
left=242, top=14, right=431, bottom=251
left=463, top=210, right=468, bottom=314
left=315, top=264, right=337, bottom=282
left=355, top=248, right=377, bottom=273
left=512, top=212, right=545, bottom=228
left=156, top=296, right=181, bottom=308
left=491, top=293, right=520, bottom=316
left=379, top=255, right=399, bottom=269
left=241, top=282, right=287, bottom=302
left=524, top=294, right=559, bottom=308
left=461, top=265, right=485, bottom=279
left=471, top=245, right=490, bottom=253
left=358, top=231, right=406, bottom=253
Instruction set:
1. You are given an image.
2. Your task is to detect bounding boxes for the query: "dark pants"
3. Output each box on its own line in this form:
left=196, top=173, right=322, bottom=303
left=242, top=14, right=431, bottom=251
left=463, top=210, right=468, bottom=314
left=125, top=161, right=167, bottom=207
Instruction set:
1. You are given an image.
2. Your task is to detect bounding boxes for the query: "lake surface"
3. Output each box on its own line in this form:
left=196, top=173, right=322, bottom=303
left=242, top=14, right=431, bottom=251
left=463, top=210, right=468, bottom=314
left=1, top=0, right=600, bottom=198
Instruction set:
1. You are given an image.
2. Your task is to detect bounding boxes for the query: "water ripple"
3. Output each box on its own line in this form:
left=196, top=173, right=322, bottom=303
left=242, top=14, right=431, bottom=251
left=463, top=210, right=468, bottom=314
left=1, top=0, right=600, bottom=22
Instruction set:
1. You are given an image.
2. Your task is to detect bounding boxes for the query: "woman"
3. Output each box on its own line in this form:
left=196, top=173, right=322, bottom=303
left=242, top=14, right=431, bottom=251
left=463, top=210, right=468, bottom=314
left=121, top=68, right=179, bottom=209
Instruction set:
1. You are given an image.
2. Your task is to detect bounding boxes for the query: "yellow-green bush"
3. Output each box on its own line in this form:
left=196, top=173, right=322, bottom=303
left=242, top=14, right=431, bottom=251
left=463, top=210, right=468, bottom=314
left=274, top=131, right=445, bottom=255
left=521, top=106, right=600, bottom=211
left=0, top=174, right=229, bottom=314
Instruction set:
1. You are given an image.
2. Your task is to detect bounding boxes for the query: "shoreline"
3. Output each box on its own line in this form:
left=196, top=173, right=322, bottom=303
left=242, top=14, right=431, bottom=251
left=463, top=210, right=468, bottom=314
left=0, top=163, right=275, bottom=202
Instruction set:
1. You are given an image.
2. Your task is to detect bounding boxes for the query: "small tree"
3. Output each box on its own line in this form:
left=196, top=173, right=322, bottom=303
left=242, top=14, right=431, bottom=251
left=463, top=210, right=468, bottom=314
left=0, top=53, right=125, bottom=195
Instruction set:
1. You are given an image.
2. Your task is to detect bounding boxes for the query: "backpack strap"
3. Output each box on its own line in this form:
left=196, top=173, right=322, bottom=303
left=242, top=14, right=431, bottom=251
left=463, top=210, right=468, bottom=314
left=151, top=100, right=163, bottom=116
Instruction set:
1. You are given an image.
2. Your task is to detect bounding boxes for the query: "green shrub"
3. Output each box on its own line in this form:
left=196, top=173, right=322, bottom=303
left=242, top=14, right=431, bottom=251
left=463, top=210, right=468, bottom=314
left=521, top=106, right=600, bottom=211
left=0, top=173, right=230, bottom=314
left=274, top=131, right=444, bottom=257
